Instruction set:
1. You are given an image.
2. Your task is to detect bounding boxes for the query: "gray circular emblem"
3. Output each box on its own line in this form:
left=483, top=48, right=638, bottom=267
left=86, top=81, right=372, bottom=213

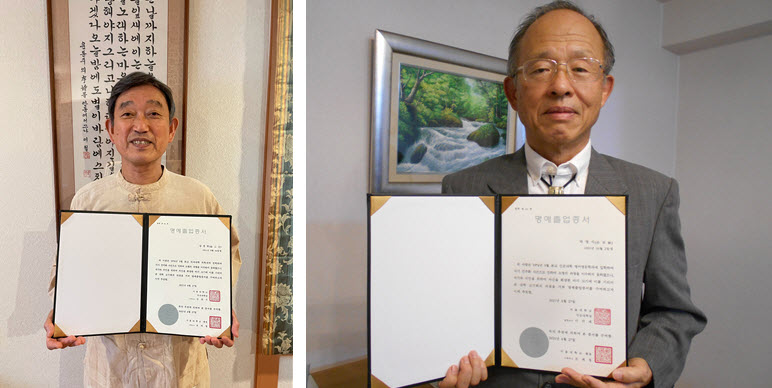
left=519, top=327, right=549, bottom=358
left=158, top=304, right=179, bottom=325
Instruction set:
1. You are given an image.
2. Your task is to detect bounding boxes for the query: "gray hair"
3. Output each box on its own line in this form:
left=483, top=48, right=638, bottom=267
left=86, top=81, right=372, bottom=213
left=507, top=0, right=615, bottom=77
left=107, top=71, right=175, bottom=120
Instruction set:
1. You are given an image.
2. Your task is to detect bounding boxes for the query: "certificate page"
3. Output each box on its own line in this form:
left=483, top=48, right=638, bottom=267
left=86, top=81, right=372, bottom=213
left=369, top=196, right=495, bottom=388
left=500, top=196, right=626, bottom=377
left=54, top=212, right=143, bottom=336
left=146, top=215, right=232, bottom=338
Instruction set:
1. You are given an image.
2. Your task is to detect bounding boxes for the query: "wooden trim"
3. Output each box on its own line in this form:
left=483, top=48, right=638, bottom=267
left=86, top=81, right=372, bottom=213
left=255, top=354, right=281, bottom=388
left=180, top=0, right=189, bottom=175
left=48, top=0, right=75, bottom=213
left=310, top=358, right=434, bottom=388
left=165, top=0, right=187, bottom=175
left=46, top=0, right=62, bottom=230
left=256, top=0, right=280, bottom=382
left=310, top=358, right=368, bottom=388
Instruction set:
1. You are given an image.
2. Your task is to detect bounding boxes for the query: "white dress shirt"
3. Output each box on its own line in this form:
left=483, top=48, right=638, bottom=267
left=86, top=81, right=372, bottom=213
left=524, top=140, right=592, bottom=195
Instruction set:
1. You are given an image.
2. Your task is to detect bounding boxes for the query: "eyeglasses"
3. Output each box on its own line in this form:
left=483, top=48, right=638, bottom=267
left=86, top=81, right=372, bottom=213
left=516, top=57, right=605, bottom=83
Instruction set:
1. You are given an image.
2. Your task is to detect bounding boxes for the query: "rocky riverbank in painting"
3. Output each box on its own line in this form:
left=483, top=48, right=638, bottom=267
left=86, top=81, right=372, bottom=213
left=397, top=119, right=506, bottom=174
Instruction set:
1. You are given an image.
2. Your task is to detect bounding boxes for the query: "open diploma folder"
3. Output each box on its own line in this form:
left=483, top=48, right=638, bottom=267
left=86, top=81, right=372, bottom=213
left=368, top=195, right=628, bottom=388
left=53, top=211, right=233, bottom=339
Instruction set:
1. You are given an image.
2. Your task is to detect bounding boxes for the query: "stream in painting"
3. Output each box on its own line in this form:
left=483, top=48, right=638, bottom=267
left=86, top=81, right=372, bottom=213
left=397, top=119, right=506, bottom=174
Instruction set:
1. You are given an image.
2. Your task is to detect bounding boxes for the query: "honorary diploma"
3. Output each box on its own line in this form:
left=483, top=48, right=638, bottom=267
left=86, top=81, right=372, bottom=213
left=53, top=211, right=232, bottom=339
left=367, top=195, right=627, bottom=388
left=500, top=196, right=626, bottom=377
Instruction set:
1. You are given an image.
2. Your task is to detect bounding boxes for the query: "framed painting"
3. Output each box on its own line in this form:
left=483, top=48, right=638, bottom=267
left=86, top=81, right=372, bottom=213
left=370, top=30, right=520, bottom=194
left=47, top=0, right=188, bottom=212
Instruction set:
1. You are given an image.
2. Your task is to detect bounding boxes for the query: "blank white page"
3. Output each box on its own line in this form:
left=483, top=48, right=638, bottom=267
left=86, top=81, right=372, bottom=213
left=369, top=196, right=495, bottom=387
left=54, top=212, right=143, bottom=336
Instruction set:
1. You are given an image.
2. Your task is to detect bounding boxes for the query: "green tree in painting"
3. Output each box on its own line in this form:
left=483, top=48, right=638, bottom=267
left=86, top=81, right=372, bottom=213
left=397, top=64, right=508, bottom=162
left=398, top=67, right=434, bottom=162
left=473, top=80, right=509, bottom=129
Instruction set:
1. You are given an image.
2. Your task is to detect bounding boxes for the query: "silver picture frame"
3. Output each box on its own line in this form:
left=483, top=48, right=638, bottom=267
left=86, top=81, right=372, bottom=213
left=370, top=29, right=518, bottom=194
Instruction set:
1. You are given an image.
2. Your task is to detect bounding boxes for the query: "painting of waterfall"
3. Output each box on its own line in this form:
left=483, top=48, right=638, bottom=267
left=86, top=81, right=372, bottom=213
left=392, top=63, right=513, bottom=178
left=370, top=30, right=516, bottom=193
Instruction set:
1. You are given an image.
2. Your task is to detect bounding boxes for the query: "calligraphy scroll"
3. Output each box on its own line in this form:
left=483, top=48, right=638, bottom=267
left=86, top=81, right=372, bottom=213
left=67, top=0, right=169, bottom=187
left=48, top=0, right=187, bottom=212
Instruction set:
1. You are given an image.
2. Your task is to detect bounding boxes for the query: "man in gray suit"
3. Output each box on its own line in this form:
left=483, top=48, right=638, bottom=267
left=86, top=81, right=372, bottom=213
left=438, top=2, right=705, bottom=388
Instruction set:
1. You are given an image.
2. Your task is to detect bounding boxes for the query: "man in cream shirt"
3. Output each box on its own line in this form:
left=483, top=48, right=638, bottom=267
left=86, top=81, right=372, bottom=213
left=45, top=72, right=241, bottom=388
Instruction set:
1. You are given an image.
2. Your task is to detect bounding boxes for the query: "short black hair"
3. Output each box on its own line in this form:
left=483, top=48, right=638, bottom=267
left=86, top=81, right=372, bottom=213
left=507, top=0, right=615, bottom=77
left=106, top=71, right=175, bottom=120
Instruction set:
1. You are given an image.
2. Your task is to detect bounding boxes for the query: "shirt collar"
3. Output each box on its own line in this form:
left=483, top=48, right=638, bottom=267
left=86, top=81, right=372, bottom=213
left=117, top=165, right=168, bottom=195
left=525, top=140, right=592, bottom=187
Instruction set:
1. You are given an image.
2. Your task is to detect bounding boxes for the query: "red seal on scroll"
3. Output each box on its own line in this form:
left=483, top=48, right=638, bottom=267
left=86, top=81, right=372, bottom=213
left=594, top=345, right=612, bottom=364
left=594, top=308, right=611, bottom=325
left=209, top=316, right=222, bottom=329
left=209, top=290, right=221, bottom=302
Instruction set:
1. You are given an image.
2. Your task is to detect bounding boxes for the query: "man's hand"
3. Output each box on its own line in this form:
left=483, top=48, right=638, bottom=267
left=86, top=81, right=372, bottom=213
left=199, top=309, right=239, bottom=348
left=45, top=309, right=85, bottom=350
left=438, top=350, right=488, bottom=388
left=555, top=357, right=652, bottom=388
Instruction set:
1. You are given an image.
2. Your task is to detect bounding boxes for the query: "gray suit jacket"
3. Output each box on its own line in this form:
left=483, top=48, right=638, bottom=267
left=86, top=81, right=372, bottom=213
left=441, top=148, right=706, bottom=388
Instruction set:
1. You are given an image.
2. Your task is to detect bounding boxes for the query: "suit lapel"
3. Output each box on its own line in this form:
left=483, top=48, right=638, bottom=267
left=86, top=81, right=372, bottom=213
left=486, top=148, right=529, bottom=194
left=484, top=147, right=628, bottom=195
left=586, top=148, right=629, bottom=195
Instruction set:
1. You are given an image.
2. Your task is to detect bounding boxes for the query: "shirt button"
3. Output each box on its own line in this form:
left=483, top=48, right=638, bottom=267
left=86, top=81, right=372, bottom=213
left=138, top=343, right=145, bottom=350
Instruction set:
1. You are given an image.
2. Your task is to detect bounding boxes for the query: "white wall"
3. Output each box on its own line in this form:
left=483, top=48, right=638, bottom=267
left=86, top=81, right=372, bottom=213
left=674, top=34, right=772, bottom=388
left=306, top=0, right=680, bottom=370
left=0, top=0, right=269, bottom=386
left=662, top=0, right=772, bottom=54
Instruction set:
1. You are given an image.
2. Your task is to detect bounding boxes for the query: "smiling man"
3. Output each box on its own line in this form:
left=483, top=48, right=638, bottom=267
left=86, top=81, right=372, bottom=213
left=441, top=2, right=705, bottom=387
left=45, top=72, right=242, bottom=388
left=108, top=82, right=179, bottom=184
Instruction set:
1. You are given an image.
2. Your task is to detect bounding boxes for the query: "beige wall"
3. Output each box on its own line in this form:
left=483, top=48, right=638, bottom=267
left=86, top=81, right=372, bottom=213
left=187, top=0, right=270, bottom=385
left=0, top=0, right=70, bottom=385
left=0, top=0, right=270, bottom=386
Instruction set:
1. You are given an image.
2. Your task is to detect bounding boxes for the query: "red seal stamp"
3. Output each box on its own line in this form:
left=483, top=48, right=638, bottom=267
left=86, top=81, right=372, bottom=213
left=209, top=290, right=221, bottom=302
left=595, top=345, right=613, bottom=364
left=209, top=316, right=222, bottom=329
left=594, top=308, right=611, bottom=325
